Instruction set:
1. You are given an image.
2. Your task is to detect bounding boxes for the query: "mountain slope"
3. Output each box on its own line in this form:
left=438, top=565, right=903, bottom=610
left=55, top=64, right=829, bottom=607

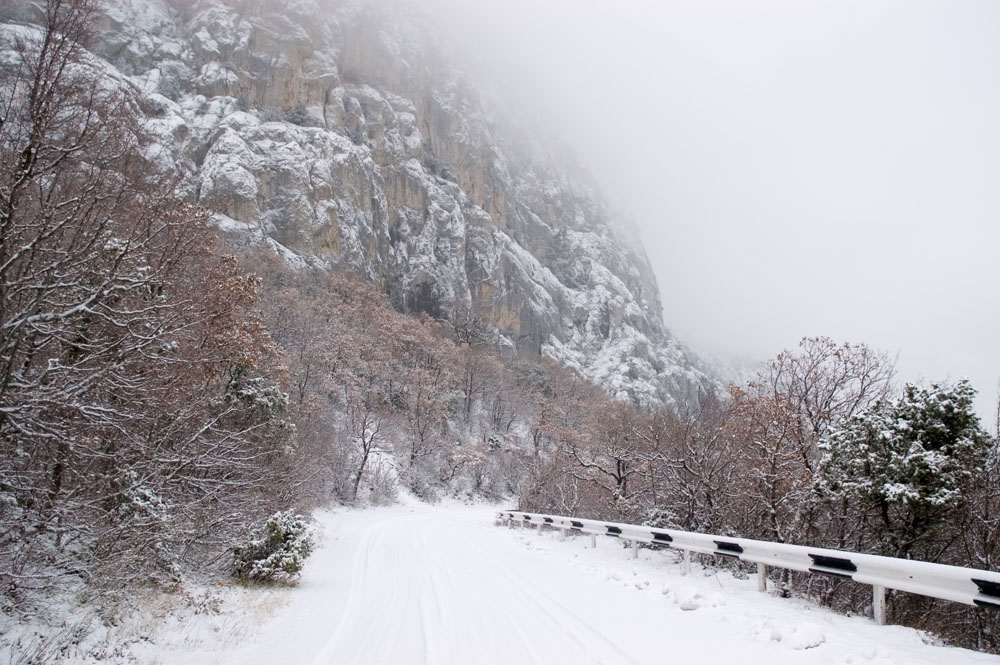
left=18, top=0, right=717, bottom=407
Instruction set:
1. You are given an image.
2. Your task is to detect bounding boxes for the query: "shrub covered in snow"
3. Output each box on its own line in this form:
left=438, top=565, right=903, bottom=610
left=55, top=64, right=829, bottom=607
left=233, top=511, right=314, bottom=583
left=818, top=379, right=990, bottom=558
left=641, top=507, right=677, bottom=529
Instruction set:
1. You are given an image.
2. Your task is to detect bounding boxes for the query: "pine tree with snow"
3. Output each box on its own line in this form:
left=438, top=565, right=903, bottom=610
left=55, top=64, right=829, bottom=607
left=818, top=379, right=989, bottom=559
left=233, top=511, right=314, bottom=583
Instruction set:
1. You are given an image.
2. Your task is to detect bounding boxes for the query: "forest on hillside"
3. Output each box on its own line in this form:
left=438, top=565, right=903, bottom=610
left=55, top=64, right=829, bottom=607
left=2, top=0, right=998, bottom=655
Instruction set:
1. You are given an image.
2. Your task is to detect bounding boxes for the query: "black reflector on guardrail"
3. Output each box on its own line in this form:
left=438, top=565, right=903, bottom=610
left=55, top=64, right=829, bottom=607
left=498, top=509, right=1000, bottom=616
left=808, top=554, right=858, bottom=578
left=714, top=540, right=744, bottom=557
left=973, top=579, right=1000, bottom=609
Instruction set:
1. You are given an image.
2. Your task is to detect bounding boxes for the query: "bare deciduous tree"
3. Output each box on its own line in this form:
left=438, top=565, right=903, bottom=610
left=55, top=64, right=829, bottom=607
left=0, top=0, right=294, bottom=590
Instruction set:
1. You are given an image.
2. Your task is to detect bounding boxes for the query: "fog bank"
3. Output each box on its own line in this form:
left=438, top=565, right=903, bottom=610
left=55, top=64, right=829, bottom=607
left=414, top=0, right=1000, bottom=424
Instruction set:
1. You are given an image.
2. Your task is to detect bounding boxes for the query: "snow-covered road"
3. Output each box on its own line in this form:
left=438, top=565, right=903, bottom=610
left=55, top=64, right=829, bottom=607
left=162, top=502, right=999, bottom=665
left=311, top=509, right=657, bottom=665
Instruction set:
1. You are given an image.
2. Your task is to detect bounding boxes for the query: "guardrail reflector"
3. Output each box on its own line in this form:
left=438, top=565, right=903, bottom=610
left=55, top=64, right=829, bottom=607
left=714, top=540, right=744, bottom=557
left=973, top=579, right=1000, bottom=610
left=808, top=554, right=857, bottom=578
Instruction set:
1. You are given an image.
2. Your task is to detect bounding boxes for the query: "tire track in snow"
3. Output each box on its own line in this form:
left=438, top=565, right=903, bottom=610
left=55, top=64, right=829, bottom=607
left=419, top=512, right=640, bottom=664
left=309, top=512, right=418, bottom=665
left=311, top=510, right=641, bottom=665
left=464, top=528, right=641, bottom=665
left=415, top=520, right=560, bottom=665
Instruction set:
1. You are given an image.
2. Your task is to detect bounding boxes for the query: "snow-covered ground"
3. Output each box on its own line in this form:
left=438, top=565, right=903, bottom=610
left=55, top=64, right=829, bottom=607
left=119, top=500, right=997, bottom=665
left=17, top=499, right=997, bottom=664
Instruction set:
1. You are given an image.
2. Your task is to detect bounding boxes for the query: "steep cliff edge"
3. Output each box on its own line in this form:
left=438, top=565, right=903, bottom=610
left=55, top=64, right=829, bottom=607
left=4, top=0, right=716, bottom=408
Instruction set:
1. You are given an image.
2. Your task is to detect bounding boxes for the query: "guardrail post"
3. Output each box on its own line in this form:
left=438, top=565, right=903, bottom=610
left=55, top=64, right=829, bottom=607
left=873, top=585, right=886, bottom=625
left=631, top=539, right=639, bottom=559
left=501, top=511, right=1000, bottom=626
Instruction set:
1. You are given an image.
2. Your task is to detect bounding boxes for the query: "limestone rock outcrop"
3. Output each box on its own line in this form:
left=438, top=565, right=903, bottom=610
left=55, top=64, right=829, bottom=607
left=3, top=0, right=717, bottom=408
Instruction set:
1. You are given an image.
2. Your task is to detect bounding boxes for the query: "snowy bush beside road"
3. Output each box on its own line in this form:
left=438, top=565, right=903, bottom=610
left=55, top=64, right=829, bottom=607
left=233, top=511, right=315, bottom=583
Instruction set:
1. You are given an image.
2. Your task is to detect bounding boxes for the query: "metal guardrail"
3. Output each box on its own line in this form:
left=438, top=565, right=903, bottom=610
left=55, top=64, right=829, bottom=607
left=497, top=510, right=1000, bottom=625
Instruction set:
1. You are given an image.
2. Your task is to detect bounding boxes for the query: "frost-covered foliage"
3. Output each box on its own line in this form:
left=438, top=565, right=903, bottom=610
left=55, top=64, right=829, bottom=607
left=802, top=379, right=996, bottom=646
left=233, top=511, right=314, bottom=583
left=818, top=379, right=989, bottom=558
left=250, top=255, right=556, bottom=506
left=112, top=471, right=170, bottom=525
left=223, top=365, right=296, bottom=448
left=516, top=337, right=999, bottom=652
left=640, top=507, right=676, bottom=530
left=0, top=0, right=315, bottom=604
left=225, top=366, right=291, bottom=419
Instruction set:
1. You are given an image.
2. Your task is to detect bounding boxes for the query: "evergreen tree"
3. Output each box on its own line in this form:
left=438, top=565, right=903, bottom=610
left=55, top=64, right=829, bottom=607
left=818, top=379, right=989, bottom=559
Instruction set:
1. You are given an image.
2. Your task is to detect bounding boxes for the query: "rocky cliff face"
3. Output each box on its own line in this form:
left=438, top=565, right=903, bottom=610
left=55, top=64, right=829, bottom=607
left=4, top=0, right=716, bottom=408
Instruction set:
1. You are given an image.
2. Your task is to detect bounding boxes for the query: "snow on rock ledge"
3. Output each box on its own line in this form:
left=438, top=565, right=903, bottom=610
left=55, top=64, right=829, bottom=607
left=20, top=0, right=720, bottom=408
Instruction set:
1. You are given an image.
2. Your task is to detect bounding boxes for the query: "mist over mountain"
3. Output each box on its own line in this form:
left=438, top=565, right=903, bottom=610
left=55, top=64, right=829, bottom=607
left=25, top=0, right=721, bottom=409
left=5, top=4, right=1000, bottom=661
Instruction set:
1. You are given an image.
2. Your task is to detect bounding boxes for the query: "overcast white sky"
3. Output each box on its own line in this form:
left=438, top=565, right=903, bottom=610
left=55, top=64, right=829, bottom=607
left=417, top=0, right=1000, bottom=424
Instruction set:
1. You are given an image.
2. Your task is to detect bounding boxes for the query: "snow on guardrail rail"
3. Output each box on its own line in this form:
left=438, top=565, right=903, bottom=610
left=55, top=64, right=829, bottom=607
left=497, top=510, right=1000, bottom=626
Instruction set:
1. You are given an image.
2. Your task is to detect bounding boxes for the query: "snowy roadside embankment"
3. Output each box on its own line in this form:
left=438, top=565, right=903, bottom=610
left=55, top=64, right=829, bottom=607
left=12, top=500, right=998, bottom=664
